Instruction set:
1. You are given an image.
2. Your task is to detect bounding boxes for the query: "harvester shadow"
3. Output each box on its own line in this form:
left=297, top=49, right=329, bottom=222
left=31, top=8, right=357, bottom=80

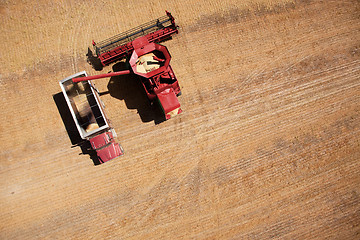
left=53, top=92, right=102, bottom=165
left=87, top=47, right=103, bottom=71
left=107, top=62, right=166, bottom=124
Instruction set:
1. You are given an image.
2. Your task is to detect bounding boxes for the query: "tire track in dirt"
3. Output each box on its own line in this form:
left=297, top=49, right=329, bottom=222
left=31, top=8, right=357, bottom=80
left=133, top=149, right=359, bottom=239
left=208, top=105, right=359, bottom=191
left=219, top=165, right=359, bottom=239
left=1, top=0, right=360, bottom=239
left=184, top=58, right=359, bottom=122
left=124, top=163, right=359, bottom=239
left=201, top=83, right=359, bottom=161
left=83, top=78, right=358, bottom=238
left=4, top=79, right=358, bottom=238
left=103, top=60, right=360, bottom=208
left=56, top=1, right=71, bottom=71
left=69, top=8, right=83, bottom=73
left=158, top=61, right=360, bottom=154
left=194, top=55, right=358, bottom=117
left=3, top=28, right=358, bottom=240
left=238, top=17, right=359, bottom=93
left=179, top=39, right=358, bottom=129
left=180, top=0, right=359, bottom=103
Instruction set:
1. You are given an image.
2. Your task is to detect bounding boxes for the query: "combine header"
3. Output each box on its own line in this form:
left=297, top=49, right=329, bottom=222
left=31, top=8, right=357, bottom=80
left=92, top=11, right=178, bottom=66
left=77, top=11, right=182, bottom=120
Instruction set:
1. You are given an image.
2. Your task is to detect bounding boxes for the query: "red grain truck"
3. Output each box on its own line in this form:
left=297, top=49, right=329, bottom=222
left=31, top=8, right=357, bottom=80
left=59, top=71, right=124, bottom=163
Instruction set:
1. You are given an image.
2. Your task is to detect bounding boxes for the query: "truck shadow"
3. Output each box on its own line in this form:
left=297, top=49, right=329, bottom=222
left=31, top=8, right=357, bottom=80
left=53, top=92, right=102, bottom=165
left=107, top=62, right=166, bottom=124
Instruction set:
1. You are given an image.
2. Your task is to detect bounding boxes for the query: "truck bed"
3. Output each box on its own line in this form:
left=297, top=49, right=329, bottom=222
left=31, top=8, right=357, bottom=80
left=59, top=71, right=110, bottom=139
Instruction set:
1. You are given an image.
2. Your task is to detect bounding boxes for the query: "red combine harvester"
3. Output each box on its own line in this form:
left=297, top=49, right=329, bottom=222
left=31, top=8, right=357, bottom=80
left=74, top=11, right=182, bottom=120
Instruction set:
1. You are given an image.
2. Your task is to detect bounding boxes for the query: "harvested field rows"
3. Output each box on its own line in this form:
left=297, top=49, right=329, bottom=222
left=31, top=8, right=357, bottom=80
left=1, top=0, right=359, bottom=239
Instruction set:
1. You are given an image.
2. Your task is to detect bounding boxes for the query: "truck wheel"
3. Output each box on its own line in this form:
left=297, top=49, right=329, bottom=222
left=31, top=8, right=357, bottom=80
left=120, top=144, right=124, bottom=154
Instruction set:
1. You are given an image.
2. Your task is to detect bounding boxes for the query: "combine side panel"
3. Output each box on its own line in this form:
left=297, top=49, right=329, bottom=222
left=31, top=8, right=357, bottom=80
left=157, top=88, right=182, bottom=120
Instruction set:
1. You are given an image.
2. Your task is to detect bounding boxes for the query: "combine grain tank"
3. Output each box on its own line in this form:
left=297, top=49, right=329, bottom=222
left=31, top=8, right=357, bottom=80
left=59, top=71, right=124, bottom=163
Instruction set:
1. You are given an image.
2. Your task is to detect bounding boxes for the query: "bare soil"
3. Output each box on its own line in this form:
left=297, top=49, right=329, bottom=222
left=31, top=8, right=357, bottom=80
left=1, top=0, right=359, bottom=239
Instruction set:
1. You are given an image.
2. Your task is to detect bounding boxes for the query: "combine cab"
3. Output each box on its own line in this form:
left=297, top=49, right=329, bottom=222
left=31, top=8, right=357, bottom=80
left=78, top=11, right=182, bottom=120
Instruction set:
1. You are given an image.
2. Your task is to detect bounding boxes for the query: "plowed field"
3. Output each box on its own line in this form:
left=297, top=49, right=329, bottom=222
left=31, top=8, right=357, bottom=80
left=1, top=0, right=359, bottom=239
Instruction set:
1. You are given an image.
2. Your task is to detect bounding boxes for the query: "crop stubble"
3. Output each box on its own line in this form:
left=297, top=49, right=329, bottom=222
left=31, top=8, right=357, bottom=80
left=0, top=0, right=359, bottom=239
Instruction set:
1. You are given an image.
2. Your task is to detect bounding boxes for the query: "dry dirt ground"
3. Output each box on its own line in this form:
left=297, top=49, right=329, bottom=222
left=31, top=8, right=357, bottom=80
left=1, top=0, right=360, bottom=239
